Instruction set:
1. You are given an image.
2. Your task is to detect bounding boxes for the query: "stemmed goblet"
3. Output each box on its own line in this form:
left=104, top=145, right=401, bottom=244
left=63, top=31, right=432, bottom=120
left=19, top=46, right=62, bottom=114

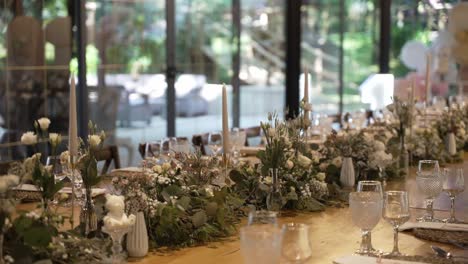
left=416, top=160, right=442, bottom=222
left=356, top=180, right=383, bottom=254
left=442, top=168, right=465, bottom=223
left=383, top=191, right=410, bottom=257
left=207, top=132, right=223, bottom=156
left=349, top=192, right=382, bottom=255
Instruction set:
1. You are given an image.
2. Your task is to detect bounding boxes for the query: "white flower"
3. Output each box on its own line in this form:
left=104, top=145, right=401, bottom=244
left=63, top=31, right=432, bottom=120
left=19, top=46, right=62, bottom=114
left=25, top=211, right=41, bottom=220
left=205, top=187, right=214, bottom=197
left=4, top=255, right=14, bottom=264
left=459, top=128, right=466, bottom=137
left=21, top=131, right=37, bottom=145
left=290, top=186, right=296, bottom=192
left=374, top=141, right=385, bottom=152
left=37, top=117, right=51, bottom=131
left=286, top=160, right=294, bottom=169
left=162, top=162, right=171, bottom=171
left=319, top=162, right=328, bottom=171
left=315, top=172, right=326, bottom=182
left=264, top=176, right=273, bottom=184
left=84, top=248, right=93, bottom=254
left=49, top=133, right=61, bottom=147
left=0, top=175, right=19, bottom=193
left=332, top=157, right=342, bottom=167
left=152, top=165, right=163, bottom=174
left=60, top=151, right=70, bottom=165
left=62, top=254, right=68, bottom=259
left=88, top=134, right=101, bottom=148
left=297, top=154, right=312, bottom=168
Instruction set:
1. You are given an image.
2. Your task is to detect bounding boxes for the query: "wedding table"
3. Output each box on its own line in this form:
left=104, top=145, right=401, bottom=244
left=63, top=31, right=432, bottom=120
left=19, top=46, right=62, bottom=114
left=15, top=160, right=468, bottom=264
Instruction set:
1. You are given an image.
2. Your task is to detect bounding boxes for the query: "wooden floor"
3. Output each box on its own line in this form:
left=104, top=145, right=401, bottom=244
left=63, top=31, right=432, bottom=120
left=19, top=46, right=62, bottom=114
left=15, top=161, right=468, bottom=264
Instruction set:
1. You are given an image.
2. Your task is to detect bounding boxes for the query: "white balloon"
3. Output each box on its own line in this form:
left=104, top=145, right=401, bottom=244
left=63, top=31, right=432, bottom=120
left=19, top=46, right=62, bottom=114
left=400, top=41, right=428, bottom=73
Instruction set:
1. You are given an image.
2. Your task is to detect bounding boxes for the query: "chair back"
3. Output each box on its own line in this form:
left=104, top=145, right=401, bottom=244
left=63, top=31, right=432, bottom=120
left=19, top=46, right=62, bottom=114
left=191, top=133, right=209, bottom=155
left=95, top=145, right=121, bottom=175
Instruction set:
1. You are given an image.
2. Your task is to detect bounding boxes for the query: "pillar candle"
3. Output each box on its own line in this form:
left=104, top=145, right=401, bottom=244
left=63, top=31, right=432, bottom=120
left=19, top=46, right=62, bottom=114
left=222, top=84, right=229, bottom=154
left=425, top=53, right=432, bottom=104
left=69, top=75, right=78, bottom=157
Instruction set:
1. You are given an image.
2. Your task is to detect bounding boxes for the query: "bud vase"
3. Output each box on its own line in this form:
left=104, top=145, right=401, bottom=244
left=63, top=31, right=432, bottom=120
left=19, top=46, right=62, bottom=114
left=447, top=132, right=457, bottom=156
left=266, top=168, right=283, bottom=211
left=398, top=135, right=409, bottom=177
left=340, top=157, right=355, bottom=188
left=126, top=211, right=149, bottom=258
left=80, top=188, right=97, bottom=236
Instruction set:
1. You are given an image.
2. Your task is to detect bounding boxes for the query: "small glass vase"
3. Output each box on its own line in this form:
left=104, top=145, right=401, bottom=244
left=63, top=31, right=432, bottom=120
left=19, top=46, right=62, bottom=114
left=80, top=188, right=97, bottom=236
left=399, top=136, right=409, bottom=177
left=266, top=168, right=283, bottom=212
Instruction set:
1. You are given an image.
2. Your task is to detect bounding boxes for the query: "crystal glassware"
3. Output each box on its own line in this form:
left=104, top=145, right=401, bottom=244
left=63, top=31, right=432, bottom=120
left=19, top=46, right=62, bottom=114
left=383, top=191, right=410, bottom=257
left=356, top=180, right=383, bottom=254
left=442, top=168, right=465, bottom=223
left=102, top=225, right=133, bottom=263
left=207, top=131, right=223, bottom=156
left=349, top=192, right=382, bottom=255
left=142, top=140, right=162, bottom=169
left=281, top=223, right=312, bottom=263
left=247, top=210, right=278, bottom=226
left=416, top=160, right=442, bottom=222
left=240, top=225, right=283, bottom=264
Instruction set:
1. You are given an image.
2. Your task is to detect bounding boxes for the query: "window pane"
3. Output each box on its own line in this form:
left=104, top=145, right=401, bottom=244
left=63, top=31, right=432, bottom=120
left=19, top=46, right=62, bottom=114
left=87, top=0, right=166, bottom=166
left=240, top=0, right=285, bottom=128
left=0, top=0, right=70, bottom=161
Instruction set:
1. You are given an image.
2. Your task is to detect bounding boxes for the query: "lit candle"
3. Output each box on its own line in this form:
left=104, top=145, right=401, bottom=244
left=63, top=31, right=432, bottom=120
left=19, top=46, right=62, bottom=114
left=222, top=84, right=229, bottom=154
left=425, top=53, right=432, bottom=104
left=304, top=68, right=309, bottom=120
left=69, top=75, right=78, bottom=157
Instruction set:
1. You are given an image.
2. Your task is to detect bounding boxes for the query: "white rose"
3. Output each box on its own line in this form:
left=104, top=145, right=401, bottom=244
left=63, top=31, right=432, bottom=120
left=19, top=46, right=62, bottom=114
left=319, top=162, right=328, bottom=171
left=37, top=117, right=51, bottom=131
left=264, top=176, right=272, bottom=184
left=332, top=157, right=342, bottom=167
left=152, top=165, right=163, bottom=174
left=374, top=141, right=385, bottom=152
left=290, top=186, right=296, bottom=192
left=297, top=154, right=312, bottom=168
left=459, top=128, right=466, bottom=137
left=60, top=151, right=70, bottom=164
left=162, top=162, right=171, bottom=171
left=286, top=160, right=294, bottom=169
left=21, top=131, right=37, bottom=145
left=205, top=187, right=214, bottom=197
left=88, top=134, right=101, bottom=148
left=315, top=172, right=326, bottom=182
left=303, top=103, right=312, bottom=111
left=49, top=133, right=62, bottom=147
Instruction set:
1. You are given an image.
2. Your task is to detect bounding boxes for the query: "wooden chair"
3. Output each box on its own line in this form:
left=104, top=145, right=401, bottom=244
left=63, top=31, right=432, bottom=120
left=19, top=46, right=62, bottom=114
left=244, top=126, right=262, bottom=146
left=95, top=145, right=121, bottom=175
left=191, top=133, right=209, bottom=155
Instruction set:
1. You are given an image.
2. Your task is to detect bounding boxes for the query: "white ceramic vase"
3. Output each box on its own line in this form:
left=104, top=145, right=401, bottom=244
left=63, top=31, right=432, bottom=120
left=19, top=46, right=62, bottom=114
left=126, top=211, right=148, bottom=258
left=447, top=132, right=457, bottom=156
left=340, top=157, right=355, bottom=188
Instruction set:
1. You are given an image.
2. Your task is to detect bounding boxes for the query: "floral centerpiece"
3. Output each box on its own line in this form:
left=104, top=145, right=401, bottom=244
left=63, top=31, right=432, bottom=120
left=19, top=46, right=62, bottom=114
left=434, top=105, right=467, bottom=157
left=112, top=152, right=241, bottom=248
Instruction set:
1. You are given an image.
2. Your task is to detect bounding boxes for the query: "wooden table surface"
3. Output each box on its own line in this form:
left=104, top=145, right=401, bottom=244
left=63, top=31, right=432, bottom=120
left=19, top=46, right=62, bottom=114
left=15, top=161, right=468, bottom=264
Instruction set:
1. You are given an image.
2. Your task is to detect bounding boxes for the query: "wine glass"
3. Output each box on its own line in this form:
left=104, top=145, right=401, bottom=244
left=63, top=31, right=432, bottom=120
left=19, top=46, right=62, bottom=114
left=143, top=140, right=162, bottom=168
left=349, top=192, right=382, bottom=255
left=240, top=225, right=283, bottom=264
left=356, top=181, right=383, bottom=254
left=207, top=132, right=223, bottom=156
left=281, top=223, right=312, bottom=263
left=416, top=160, right=442, bottom=222
left=46, top=156, right=65, bottom=183
left=442, top=168, right=465, bottom=223
left=247, top=210, right=278, bottom=226
left=383, top=191, right=410, bottom=257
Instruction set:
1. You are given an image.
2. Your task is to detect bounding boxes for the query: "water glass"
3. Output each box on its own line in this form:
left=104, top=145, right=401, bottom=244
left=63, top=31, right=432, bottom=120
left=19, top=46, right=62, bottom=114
left=208, top=132, right=223, bottom=156
left=142, top=140, right=162, bottom=168
left=240, top=225, right=283, bottom=264
left=349, top=192, right=382, bottom=255
left=281, top=223, right=312, bottom=263
left=356, top=181, right=383, bottom=253
left=46, top=156, right=65, bottom=183
left=383, top=191, right=410, bottom=257
left=247, top=210, right=278, bottom=226
left=416, top=161, right=442, bottom=222
left=442, top=168, right=465, bottom=223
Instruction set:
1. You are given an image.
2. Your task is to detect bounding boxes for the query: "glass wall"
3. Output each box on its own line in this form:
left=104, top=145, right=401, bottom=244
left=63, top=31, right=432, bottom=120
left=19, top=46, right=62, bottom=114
left=240, top=0, right=285, bottom=127
left=0, top=0, right=70, bottom=161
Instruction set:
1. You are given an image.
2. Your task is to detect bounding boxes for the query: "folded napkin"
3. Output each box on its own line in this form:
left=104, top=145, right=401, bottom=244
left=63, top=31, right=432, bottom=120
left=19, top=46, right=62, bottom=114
left=399, top=222, right=468, bottom=232
left=239, top=146, right=263, bottom=156
left=334, top=255, right=427, bottom=264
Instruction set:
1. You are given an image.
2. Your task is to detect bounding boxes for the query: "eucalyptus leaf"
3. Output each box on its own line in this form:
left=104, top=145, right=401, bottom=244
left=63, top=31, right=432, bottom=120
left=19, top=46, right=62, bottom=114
left=192, top=211, right=207, bottom=228
left=177, top=196, right=191, bottom=210
left=205, top=202, right=218, bottom=217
